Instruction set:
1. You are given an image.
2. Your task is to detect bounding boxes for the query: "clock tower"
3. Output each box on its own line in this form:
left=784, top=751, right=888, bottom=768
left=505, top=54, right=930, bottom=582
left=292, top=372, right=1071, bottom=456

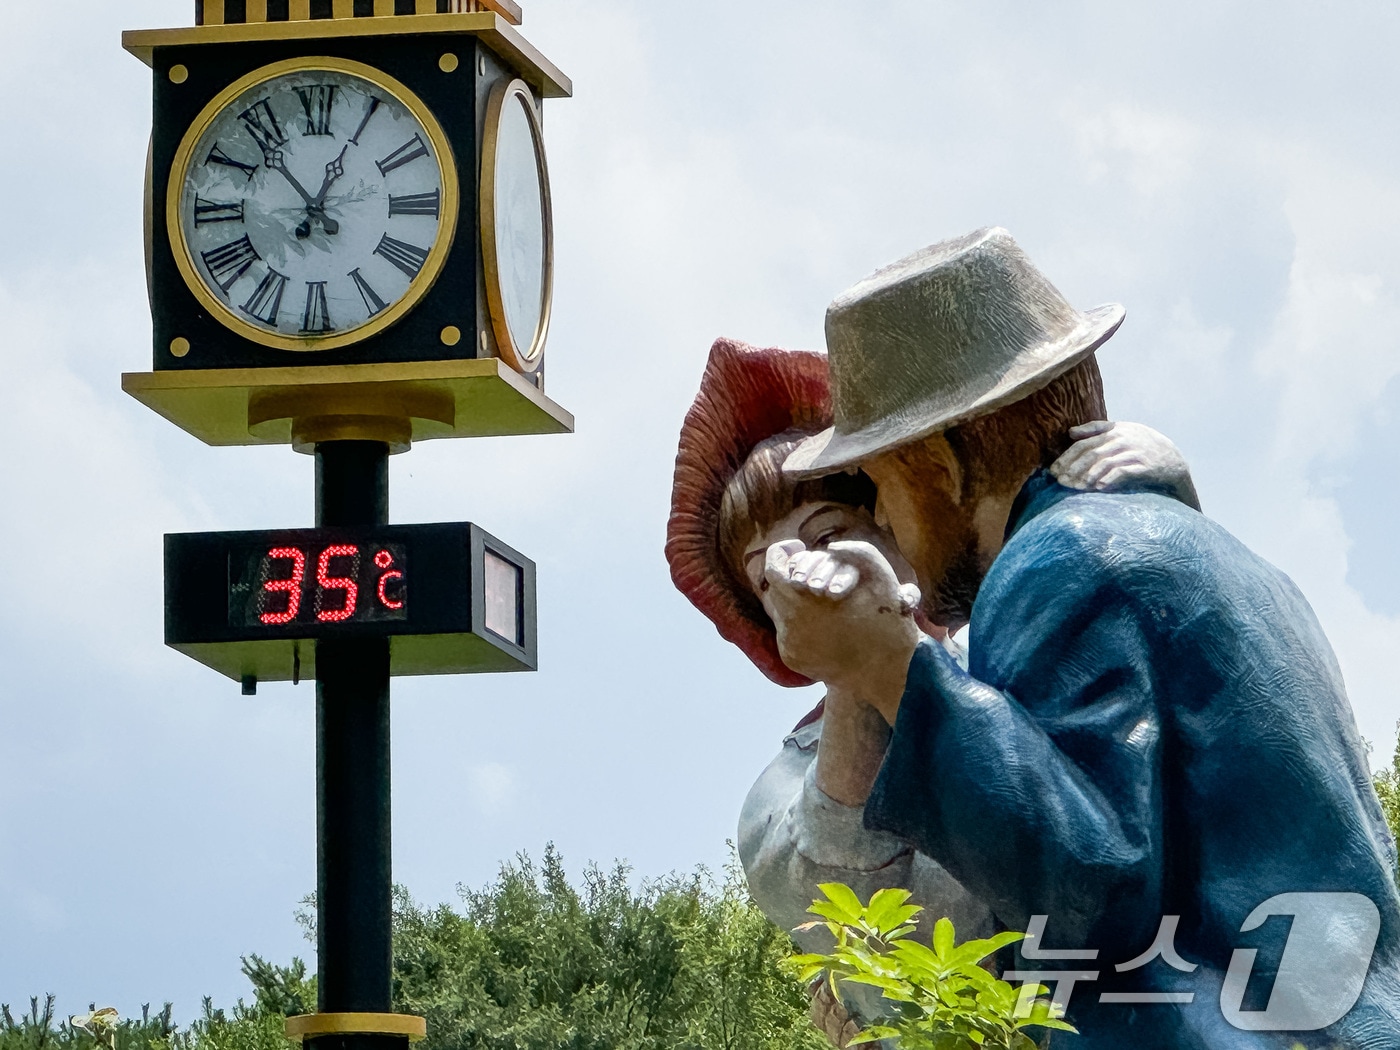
left=122, top=6, right=574, bottom=1049
left=124, top=0, right=571, bottom=453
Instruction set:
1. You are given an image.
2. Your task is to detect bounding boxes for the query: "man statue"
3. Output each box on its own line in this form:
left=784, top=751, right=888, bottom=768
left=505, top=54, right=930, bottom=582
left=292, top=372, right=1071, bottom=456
left=765, top=227, right=1400, bottom=1048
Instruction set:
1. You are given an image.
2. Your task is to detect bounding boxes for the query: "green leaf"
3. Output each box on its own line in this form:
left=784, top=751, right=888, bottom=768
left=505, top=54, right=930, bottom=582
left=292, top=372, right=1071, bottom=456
left=1019, top=1000, right=1077, bottom=1032
left=892, top=939, right=941, bottom=963
left=842, top=973, right=915, bottom=995
left=955, top=966, right=998, bottom=993
left=807, top=900, right=860, bottom=926
left=849, top=1025, right=901, bottom=1045
left=866, top=888, right=923, bottom=934
left=932, top=916, right=955, bottom=960
left=949, top=929, right=1024, bottom=966
left=814, top=882, right=866, bottom=924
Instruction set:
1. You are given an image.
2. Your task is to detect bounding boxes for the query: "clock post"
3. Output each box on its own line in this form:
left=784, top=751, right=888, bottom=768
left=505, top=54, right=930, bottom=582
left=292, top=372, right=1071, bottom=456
left=123, top=4, right=571, bottom=1048
left=314, top=439, right=393, bottom=1036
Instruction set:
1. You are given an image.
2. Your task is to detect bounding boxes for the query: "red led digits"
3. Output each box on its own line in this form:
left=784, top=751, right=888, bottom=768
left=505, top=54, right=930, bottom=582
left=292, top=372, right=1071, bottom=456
left=374, top=549, right=404, bottom=610
left=259, top=547, right=306, bottom=625
left=316, top=545, right=360, bottom=622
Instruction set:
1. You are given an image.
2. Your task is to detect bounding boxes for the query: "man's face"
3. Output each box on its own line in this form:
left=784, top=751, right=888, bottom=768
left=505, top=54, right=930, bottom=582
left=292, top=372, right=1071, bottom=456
left=861, top=437, right=983, bottom=628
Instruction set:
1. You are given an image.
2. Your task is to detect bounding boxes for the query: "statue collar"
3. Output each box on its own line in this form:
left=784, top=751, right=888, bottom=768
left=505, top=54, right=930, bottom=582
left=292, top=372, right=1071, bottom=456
left=1004, top=468, right=1078, bottom=544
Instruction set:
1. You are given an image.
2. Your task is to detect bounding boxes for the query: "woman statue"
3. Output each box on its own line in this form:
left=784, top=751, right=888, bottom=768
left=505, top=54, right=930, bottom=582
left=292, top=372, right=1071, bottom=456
left=665, top=337, right=1200, bottom=1047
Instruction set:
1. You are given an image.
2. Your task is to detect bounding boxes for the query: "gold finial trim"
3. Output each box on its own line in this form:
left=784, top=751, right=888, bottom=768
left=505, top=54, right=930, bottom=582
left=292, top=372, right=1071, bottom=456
left=123, top=14, right=571, bottom=100
left=196, top=0, right=521, bottom=27
left=121, top=359, right=573, bottom=449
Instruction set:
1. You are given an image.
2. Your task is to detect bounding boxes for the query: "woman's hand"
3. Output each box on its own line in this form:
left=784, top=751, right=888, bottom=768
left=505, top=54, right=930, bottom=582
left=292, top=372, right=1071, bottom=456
left=1050, top=420, right=1201, bottom=511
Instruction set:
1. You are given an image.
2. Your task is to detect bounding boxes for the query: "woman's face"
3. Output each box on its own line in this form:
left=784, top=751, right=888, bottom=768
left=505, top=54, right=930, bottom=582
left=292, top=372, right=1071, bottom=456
left=741, top=500, right=917, bottom=599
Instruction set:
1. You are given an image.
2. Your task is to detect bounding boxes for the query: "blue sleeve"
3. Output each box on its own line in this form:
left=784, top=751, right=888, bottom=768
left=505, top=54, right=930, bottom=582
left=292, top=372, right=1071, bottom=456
left=864, top=509, right=1165, bottom=953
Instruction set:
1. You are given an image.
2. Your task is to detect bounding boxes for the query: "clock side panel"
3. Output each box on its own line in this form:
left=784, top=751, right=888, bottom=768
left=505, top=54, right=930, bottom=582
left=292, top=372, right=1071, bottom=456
left=473, top=40, right=521, bottom=371
left=150, top=35, right=502, bottom=372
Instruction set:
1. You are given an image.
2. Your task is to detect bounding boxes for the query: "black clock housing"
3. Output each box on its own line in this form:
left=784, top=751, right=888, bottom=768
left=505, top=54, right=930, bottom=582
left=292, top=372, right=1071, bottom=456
left=148, top=31, right=535, bottom=371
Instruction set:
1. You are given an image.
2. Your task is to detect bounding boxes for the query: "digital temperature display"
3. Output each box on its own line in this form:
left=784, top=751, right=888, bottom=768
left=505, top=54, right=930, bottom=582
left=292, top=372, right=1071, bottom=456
left=165, top=522, right=536, bottom=684
left=231, top=542, right=409, bottom=627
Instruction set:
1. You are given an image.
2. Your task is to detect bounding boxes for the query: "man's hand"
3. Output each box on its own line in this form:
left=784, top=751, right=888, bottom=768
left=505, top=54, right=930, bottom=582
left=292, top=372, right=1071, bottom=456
left=809, top=980, right=861, bottom=1049
left=762, top=539, right=920, bottom=724
left=1050, top=420, right=1201, bottom=510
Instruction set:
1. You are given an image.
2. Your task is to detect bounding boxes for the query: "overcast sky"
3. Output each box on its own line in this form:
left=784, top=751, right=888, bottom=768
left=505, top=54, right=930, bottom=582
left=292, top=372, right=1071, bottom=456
left=3, top=0, right=1400, bottom=1023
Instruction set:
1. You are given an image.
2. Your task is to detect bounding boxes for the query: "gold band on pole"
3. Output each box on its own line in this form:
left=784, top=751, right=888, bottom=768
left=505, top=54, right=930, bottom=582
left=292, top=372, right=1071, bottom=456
left=284, top=1013, right=427, bottom=1043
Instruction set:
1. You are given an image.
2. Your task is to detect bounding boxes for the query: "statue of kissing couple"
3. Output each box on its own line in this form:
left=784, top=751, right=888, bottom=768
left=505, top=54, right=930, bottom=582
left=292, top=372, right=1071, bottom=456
left=666, top=229, right=1400, bottom=1049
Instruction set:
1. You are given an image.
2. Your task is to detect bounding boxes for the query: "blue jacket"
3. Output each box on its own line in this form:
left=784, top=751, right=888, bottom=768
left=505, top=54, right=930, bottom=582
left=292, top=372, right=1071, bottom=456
left=864, top=472, right=1400, bottom=1048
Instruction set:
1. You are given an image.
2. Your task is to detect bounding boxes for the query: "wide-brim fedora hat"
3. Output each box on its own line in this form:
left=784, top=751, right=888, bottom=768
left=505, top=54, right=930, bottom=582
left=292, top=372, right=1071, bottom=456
left=786, top=227, right=1124, bottom=479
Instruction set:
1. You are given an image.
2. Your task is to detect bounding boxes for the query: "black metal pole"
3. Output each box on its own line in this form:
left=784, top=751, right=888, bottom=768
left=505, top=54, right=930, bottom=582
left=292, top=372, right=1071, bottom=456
left=312, top=441, right=400, bottom=1050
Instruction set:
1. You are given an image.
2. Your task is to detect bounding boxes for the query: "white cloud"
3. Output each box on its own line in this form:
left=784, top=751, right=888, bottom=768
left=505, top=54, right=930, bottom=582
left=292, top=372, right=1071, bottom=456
left=1069, top=104, right=1203, bottom=195
left=1261, top=150, right=1400, bottom=464
left=467, top=763, right=518, bottom=817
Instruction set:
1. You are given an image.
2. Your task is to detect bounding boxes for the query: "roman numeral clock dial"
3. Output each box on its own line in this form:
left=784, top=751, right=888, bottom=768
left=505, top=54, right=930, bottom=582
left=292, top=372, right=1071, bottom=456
left=167, top=58, right=457, bottom=352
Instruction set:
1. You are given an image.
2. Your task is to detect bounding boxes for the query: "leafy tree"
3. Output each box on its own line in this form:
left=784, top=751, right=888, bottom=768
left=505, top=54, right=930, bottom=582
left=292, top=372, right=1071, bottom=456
left=1, top=998, right=183, bottom=1050
left=159, top=999, right=288, bottom=1050
left=384, top=845, right=824, bottom=1050
left=1375, top=726, right=1400, bottom=852
left=236, top=959, right=314, bottom=1024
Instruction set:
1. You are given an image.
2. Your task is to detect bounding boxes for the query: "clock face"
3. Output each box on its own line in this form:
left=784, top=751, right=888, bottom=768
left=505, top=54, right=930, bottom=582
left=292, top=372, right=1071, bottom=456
left=168, top=59, right=458, bottom=351
left=481, top=80, right=553, bottom=374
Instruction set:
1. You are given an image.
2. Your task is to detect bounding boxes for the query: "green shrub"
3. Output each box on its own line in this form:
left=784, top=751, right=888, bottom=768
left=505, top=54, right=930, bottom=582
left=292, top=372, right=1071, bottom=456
left=5, top=848, right=824, bottom=1050
left=387, top=846, right=825, bottom=1050
left=158, top=999, right=289, bottom=1050
left=788, top=885, right=1069, bottom=1050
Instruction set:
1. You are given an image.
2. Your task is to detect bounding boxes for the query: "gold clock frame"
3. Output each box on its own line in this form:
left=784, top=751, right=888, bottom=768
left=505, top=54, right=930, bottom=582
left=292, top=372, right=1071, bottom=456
left=480, top=78, right=554, bottom=374
left=166, top=55, right=461, bottom=352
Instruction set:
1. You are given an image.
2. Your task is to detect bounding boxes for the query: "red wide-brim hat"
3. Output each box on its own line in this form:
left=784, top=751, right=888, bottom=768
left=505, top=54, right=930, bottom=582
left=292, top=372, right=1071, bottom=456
left=666, top=338, right=832, bottom=688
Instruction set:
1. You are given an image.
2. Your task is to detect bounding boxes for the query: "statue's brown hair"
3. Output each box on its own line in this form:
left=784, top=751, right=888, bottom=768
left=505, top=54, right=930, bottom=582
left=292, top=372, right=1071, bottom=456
left=946, top=356, right=1107, bottom=499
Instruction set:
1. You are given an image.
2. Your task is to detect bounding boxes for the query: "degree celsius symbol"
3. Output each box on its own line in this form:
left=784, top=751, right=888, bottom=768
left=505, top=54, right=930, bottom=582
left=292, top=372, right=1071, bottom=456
left=375, top=548, right=405, bottom=610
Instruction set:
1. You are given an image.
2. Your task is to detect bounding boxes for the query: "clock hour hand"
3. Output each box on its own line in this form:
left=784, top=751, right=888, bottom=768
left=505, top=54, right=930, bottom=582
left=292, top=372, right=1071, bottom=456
left=311, top=146, right=349, bottom=207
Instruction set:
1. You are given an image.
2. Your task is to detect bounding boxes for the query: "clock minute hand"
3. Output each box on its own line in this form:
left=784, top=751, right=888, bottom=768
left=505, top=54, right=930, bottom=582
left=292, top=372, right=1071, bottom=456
left=265, top=150, right=319, bottom=208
